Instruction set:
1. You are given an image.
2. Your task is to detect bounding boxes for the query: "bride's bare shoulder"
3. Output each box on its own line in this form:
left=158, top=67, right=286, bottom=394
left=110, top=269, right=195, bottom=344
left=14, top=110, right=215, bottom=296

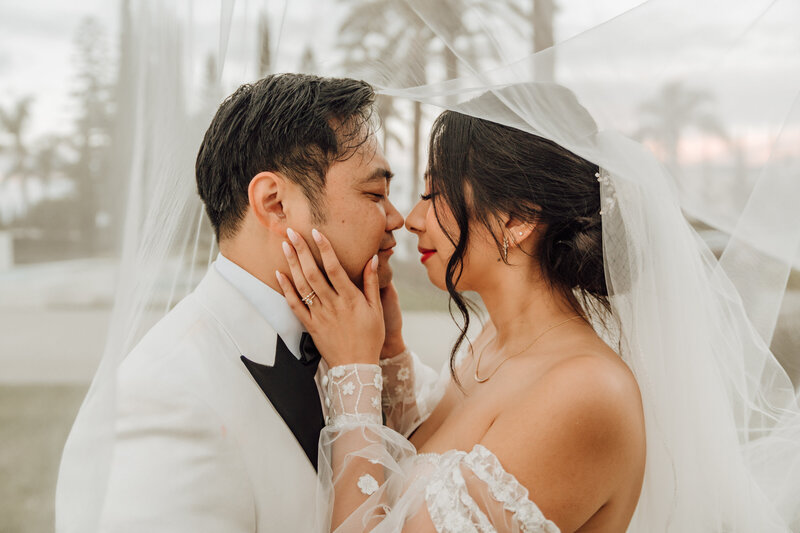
left=480, top=350, right=645, bottom=531
left=513, top=346, right=644, bottom=440
left=542, top=347, right=641, bottom=405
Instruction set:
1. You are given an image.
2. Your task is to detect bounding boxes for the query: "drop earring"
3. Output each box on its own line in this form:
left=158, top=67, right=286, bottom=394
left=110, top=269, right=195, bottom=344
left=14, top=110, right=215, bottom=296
left=502, top=235, right=509, bottom=261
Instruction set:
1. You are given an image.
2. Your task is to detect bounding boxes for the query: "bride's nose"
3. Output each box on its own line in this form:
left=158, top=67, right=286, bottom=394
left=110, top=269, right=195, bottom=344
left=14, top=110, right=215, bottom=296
left=404, top=200, right=426, bottom=234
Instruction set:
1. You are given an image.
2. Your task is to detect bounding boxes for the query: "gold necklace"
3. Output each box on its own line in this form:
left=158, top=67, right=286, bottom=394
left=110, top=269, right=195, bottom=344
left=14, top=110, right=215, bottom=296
left=473, top=316, right=583, bottom=383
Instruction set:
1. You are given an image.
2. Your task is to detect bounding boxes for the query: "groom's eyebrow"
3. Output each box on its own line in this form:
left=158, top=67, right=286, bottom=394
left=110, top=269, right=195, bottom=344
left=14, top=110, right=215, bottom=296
left=360, top=168, right=394, bottom=184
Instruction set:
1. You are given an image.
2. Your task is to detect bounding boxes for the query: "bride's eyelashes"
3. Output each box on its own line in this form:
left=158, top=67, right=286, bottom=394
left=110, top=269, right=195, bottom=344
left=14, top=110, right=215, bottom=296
left=420, top=192, right=438, bottom=201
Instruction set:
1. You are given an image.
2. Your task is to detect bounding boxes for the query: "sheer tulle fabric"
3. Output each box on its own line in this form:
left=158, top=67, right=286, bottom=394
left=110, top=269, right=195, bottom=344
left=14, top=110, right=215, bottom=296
left=316, top=353, right=560, bottom=532
left=55, top=1, right=800, bottom=532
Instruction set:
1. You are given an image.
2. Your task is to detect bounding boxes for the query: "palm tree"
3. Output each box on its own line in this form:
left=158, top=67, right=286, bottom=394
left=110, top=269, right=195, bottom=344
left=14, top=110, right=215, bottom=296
left=257, top=11, right=271, bottom=77
left=0, top=97, right=32, bottom=173
left=374, top=94, right=404, bottom=155
left=33, top=135, right=65, bottom=190
left=0, top=96, right=34, bottom=206
left=337, top=0, right=519, bottom=199
left=202, top=53, right=223, bottom=111
left=337, top=0, right=432, bottom=202
left=635, top=81, right=729, bottom=170
left=299, top=46, right=317, bottom=73
left=71, top=17, right=115, bottom=252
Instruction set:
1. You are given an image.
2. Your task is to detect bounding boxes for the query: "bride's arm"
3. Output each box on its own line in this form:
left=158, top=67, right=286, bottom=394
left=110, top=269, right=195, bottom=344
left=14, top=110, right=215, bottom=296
left=322, top=363, right=391, bottom=530
left=380, top=319, right=499, bottom=439
left=320, top=360, right=568, bottom=533
left=377, top=285, right=445, bottom=438
left=379, top=349, right=445, bottom=438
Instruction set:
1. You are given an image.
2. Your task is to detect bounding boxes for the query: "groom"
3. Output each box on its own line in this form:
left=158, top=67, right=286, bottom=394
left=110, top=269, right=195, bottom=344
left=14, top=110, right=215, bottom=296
left=58, top=74, right=406, bottom=531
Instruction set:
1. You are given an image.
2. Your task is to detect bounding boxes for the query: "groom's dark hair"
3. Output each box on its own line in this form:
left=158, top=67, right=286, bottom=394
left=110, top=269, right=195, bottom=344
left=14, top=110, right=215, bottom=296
left=196, top=73, right=375, bottom=240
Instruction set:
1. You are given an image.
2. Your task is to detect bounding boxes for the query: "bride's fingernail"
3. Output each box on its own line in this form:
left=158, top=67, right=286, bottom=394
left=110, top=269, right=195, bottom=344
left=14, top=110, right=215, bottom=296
left=275, top=270, right=282, bottom=283
left=371, top=254, right=379, bottom=271
left=286, top=227, right=299, bottom=243
left=282, top=241, right=292, bottom=256
left=312, top=228, right=322, bottom=243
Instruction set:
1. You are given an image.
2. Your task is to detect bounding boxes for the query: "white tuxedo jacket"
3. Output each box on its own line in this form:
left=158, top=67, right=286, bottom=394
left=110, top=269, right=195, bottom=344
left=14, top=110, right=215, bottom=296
left=63, top=267, right=329, bottom=532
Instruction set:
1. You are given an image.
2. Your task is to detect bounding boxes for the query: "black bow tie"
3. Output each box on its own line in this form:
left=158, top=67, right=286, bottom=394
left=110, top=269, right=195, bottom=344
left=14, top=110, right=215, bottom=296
left=299, top=332, right=321, bottom=368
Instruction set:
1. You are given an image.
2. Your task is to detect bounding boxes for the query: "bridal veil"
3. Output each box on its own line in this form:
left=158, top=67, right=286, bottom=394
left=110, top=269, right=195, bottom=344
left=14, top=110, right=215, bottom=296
left=56, top=0, right=800, bottom=531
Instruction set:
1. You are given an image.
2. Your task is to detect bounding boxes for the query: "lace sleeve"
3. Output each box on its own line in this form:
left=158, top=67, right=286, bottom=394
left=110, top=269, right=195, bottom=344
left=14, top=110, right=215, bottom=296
left=379, top=350, right=447, bottom=438
left=318, top=364, right=560, bottom=533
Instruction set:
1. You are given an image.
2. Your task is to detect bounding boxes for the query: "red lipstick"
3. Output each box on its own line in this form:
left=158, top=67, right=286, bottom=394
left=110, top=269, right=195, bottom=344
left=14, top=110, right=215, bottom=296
left=418, top=247, right=436, bottom=263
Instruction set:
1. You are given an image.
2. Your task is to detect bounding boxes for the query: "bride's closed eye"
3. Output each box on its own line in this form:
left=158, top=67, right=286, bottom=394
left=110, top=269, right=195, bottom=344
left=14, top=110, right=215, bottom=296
left=420, top=192, right=438, bottom=201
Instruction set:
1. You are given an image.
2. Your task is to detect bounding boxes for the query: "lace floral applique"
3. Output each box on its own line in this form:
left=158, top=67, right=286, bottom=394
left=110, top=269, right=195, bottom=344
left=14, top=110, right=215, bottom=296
left=379, top=351, right=417, bottom=406
left=324, top=364, right=383, bottom=427
left=357, top=474, right=379, bottom=496
left=425, top=451, right=494, bottom=532
left=463, top=445, right=560, bottom=533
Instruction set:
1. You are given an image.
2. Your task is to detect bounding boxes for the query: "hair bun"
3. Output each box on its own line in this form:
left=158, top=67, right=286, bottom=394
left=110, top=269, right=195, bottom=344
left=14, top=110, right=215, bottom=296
left=545, top=215, right=607, bottom=297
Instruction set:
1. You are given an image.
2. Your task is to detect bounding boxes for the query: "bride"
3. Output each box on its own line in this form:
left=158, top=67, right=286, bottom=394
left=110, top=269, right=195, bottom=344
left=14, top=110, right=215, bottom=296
left=277, top=107, right=646, bottom=532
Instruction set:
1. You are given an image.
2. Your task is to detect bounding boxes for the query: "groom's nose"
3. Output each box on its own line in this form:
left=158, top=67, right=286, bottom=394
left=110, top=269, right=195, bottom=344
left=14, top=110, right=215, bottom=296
left=385, top=198, right=404, bottom=232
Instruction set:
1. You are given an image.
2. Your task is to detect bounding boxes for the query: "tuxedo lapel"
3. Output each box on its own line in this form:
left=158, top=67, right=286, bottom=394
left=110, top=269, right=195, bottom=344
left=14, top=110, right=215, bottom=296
left=241, top=337, right=325, bottom=471
left=194, top=267, right=278, bottom=366
left=194, top=268, right=325, bottom=471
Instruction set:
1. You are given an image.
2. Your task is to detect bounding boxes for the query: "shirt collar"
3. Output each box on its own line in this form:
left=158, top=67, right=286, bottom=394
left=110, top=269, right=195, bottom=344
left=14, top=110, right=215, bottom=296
left=214, top=252, right=304, bottom=360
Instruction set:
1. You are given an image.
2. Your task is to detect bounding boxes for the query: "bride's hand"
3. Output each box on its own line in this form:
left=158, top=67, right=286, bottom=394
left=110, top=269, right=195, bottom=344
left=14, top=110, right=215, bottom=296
left=276, top=227, right=384, bottom=368
left=380, top=283, right=406, bottom=359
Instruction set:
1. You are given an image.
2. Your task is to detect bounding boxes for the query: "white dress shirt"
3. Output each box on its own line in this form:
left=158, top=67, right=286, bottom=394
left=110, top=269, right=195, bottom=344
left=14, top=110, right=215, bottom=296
left=214, top=252, right=305, bottom=360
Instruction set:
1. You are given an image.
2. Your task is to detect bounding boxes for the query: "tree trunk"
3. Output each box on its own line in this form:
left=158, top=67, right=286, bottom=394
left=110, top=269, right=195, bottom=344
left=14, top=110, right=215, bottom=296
left=444, top=49, right=459, bottom=106
left=258, top=12, right=271, bottom=76
left=445, top=49, right=458, bottom=80
left=110, top=0, right=134, bottom=255
left=412, top=100, right=422, bottom=196
left=532, top=0, right=556, bottom=81
left=406, top=100, right=424, bottom=259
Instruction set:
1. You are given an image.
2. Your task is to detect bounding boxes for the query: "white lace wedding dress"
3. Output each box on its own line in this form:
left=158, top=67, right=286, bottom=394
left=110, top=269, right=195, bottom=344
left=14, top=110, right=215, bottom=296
left=316, top=349, right=561, bottom=533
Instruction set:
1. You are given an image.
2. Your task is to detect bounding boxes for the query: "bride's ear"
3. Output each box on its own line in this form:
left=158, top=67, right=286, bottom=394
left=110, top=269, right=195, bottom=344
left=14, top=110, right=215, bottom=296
left=249, top=171, right=288, bottom=234
left=505, top=217, right=536, bottom=246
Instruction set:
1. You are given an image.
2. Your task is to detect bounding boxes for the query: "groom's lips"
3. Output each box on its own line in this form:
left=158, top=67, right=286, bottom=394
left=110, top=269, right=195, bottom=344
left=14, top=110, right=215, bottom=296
left=378, top=242, right=396, bottom=257
left=418, top=247, right=436, bottom=263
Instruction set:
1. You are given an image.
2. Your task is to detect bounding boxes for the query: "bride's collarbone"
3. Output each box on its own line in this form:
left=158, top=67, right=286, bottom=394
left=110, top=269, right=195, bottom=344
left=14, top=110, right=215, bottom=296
left=413, top=351, right=556, bottom=454
left=415, top=341, right=623, bottom=455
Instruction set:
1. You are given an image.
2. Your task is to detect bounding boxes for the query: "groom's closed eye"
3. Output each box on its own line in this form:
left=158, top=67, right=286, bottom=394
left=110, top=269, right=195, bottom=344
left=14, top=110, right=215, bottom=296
left=358, top=168, right=394, bottom=201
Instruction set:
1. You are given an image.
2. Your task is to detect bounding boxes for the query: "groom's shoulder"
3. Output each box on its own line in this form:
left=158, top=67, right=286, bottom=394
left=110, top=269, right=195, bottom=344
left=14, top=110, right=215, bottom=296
left=135, top=293, right=221, bottom=355
left=112, top=292, right=243, bottom=426
left=118, top=293, right=231, bottom=386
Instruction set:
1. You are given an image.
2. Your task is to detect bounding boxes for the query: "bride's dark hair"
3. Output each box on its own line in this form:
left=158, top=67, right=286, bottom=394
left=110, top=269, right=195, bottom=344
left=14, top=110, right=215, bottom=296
left=426, top=109, right=609, bottom=385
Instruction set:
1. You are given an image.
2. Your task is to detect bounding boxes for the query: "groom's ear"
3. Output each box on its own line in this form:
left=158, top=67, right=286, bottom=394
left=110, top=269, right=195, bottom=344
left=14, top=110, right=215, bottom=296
left=249, top=171, right=288, bottom=234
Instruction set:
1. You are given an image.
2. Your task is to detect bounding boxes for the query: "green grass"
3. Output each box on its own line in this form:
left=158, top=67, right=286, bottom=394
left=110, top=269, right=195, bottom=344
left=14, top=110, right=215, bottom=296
left=0, top=384, right=88, bottom=533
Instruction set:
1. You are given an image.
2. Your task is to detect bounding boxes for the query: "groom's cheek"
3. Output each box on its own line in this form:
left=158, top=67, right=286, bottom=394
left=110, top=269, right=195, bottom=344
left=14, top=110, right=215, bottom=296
left=326, top=240, right=365, bottom=284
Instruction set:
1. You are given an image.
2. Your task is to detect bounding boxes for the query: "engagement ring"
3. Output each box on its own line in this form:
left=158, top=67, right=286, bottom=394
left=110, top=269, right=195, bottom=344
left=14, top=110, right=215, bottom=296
left=302, top=291, right=317, bottom=307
